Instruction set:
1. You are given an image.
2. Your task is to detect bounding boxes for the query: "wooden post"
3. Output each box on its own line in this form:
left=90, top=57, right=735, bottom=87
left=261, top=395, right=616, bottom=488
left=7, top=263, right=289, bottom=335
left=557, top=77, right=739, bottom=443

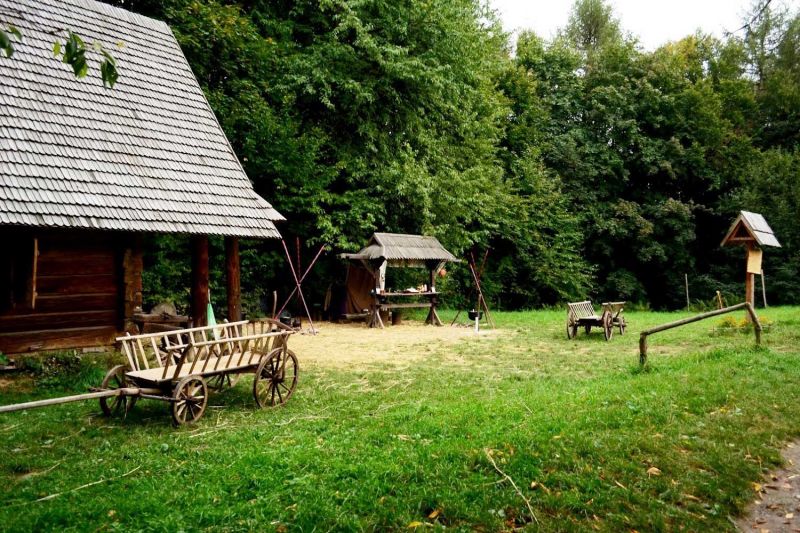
left=745, top=244, right=755, bottom=321
left=121, top=234, right=143, bottom=333
left=761, top=269, right=767, bottom=308
left=191, top=235, right=209, bottom=327
left=684, top=273, right=690, bottom=311
left=225, top=237, right=241, bottom=321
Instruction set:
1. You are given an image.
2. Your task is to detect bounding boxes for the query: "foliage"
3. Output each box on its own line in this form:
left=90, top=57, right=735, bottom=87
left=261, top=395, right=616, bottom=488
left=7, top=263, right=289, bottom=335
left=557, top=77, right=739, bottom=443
left=1, top=22, right=119, bottom=87
left=98, top=0, right=799, bottom=310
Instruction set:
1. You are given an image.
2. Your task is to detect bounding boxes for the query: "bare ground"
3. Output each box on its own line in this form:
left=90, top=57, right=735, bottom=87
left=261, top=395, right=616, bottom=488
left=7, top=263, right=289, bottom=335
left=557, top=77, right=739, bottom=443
left=290, top=321, right=498, bottom=369
left=737, top=441, right=800, bottom=533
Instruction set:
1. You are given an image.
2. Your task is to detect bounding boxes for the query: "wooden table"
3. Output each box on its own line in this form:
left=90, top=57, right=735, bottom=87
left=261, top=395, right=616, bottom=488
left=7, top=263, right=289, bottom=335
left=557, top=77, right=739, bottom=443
left=368, top=291, right=443, bottom=328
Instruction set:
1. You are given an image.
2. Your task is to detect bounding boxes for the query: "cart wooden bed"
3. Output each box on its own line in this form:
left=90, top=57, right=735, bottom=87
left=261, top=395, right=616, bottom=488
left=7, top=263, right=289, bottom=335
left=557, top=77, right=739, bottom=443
left=0, top=319, right=299, bottom=426
left=566, top=301, right=626, bottom=341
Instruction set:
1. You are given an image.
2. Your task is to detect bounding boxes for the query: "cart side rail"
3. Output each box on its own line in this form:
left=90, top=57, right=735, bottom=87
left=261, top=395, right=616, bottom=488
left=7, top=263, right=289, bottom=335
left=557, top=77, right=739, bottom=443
left=118, top=319, right=294, bottom=381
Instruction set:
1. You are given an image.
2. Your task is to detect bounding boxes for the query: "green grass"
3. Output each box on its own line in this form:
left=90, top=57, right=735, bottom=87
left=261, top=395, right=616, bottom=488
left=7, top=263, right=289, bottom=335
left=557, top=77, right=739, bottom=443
left=1, top=307, right=800, bottom=531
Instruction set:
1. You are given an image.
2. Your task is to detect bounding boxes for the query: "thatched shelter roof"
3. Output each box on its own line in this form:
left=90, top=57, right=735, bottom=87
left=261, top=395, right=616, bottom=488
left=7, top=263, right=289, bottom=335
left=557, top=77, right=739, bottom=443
left=340, top=233, right=459, bottom=265
left=0, top=0, right=283, bottom=238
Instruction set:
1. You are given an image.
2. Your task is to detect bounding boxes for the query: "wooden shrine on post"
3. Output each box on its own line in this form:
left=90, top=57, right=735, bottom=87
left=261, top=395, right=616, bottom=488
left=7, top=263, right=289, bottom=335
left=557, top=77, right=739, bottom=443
left=339, top=233, right=460, bottom=329
left=720, top=211, right=780, bottom=309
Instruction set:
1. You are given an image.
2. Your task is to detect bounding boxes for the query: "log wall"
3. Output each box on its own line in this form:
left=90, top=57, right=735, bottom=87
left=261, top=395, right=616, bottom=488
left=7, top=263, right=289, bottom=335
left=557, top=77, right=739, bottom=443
left=0, top=229, right=142, bottom=354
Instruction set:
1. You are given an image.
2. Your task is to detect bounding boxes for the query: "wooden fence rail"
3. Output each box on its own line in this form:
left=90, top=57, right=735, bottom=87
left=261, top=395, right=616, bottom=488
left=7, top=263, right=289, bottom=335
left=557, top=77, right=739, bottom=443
left=639, top=302, right=762, bottom=365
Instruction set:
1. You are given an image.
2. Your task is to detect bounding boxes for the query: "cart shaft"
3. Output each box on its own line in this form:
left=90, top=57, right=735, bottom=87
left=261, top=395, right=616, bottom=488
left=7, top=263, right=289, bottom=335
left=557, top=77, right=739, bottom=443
left=0, top=387, right=150, bottom=414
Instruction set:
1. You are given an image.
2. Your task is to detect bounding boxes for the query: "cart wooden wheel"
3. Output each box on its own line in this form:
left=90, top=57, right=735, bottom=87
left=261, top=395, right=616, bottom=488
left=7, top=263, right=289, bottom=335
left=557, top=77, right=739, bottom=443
left=618, top=316, right=626, bottom=335
left=171, top=376, right=208, bottom=426
left=207, top=373, right=241, bottom=392
left=99, top=365, right=136, bottom=416
left=584, top=324, right=592, bottom=335
left=566, top=314, right=578, bottom=339
left=603, top=313, right=614, bottom=341
left=253, top=348, right=299, bottom=408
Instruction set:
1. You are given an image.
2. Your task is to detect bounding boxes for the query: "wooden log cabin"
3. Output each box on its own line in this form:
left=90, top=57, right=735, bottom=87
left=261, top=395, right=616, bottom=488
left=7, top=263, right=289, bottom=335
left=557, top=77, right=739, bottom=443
left=0, top=0, right=284, bottom=354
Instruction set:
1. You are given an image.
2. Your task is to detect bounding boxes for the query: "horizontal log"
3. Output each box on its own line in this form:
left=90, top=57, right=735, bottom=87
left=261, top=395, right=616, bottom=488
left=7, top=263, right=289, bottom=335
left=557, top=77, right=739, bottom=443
left=34, top=293, right=117, bottom=313
left=639, top=302, right=762, bottom=365
left=0, top=325, right=118, bottom=353
left=37, top=274, right=117, bottom=295
left=0, top=310, right=117, bottom=333
left=37, top=252, right=116, bottom=276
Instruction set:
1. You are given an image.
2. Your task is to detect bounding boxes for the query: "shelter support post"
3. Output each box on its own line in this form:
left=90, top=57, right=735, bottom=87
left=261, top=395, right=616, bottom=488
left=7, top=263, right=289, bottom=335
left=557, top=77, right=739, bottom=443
left=225, top=237, right=241, bottom=322
left=425, top=261, right=444, bottom=327
left=191, top=235, right=209, bottom=327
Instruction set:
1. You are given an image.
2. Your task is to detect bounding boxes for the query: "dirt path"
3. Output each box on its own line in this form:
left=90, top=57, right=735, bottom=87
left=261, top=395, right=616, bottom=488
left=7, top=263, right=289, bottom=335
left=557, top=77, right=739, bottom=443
left=737, top=442, right=800, bottom=533
left=290, top=321, right=497, bottom=369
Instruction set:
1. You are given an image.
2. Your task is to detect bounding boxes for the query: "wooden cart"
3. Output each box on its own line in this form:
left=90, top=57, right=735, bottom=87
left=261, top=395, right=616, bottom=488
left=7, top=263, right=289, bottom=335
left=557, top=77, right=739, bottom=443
left=566, top=301, right=626, bottom=341
left=0, top=319, right=299, bottom=426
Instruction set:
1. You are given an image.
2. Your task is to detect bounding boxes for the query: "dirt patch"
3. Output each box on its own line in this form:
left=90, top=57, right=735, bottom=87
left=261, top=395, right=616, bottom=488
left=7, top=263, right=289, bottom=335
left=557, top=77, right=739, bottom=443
left=290, top=321, right=498, bottom=369
left=0, top=376, right=34, bottom=393
left=737, top=441, right=800, bottom=533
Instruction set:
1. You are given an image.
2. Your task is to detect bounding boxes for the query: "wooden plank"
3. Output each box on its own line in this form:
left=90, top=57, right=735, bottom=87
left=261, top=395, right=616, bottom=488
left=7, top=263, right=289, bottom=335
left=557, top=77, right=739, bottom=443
left=379, top=303, right=433, bottom=310
left=127, top=352, right=261, bottom=384
left=0, top=310, right=117, bottom=332
left=36, top=252, right=116, bottom=276
left=0, top=326, right=117, bottom=354
left=36, top=274, right=116, bottom=295
left=35, top=293, right=117, bottom=313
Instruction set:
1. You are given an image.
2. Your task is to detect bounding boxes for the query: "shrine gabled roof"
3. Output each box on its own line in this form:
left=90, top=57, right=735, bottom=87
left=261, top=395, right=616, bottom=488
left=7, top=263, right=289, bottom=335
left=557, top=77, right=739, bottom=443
left=721, top=211, right=781, bottom=248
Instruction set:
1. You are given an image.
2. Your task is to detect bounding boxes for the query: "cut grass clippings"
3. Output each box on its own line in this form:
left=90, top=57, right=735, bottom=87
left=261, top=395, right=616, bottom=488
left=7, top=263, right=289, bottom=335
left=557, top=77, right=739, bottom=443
left=1, top=307, right=799, bottom=531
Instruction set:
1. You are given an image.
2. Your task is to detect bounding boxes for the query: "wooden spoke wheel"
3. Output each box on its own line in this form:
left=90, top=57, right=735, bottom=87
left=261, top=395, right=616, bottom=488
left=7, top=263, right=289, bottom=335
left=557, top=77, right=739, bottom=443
left=584, top=324, right=592, bottom=335
left=603, top=314, right=614, bottom=341
left=618, top=317, right=626, bottom=335
left=253, top=348, right=299, bottom=408
left=566, top=314, right=578, bottom=339
left=207, top=373, right=241, bottom=392
left=171, top=376, right=208, bottom=426
left=99, top=365, right=136, bottom=417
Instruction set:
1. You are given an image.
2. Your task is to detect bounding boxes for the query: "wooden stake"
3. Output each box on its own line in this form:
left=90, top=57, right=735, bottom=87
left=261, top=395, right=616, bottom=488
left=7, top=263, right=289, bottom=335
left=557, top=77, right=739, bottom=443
left=761, top=269, right=767, bottom=308
left=684, top=273, right=690, bottom=312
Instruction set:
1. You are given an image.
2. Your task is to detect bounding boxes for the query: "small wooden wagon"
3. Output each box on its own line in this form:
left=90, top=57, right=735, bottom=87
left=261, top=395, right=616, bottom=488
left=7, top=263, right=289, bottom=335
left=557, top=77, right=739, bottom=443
left=0, top=319, right=299, bottom=426
left=566, top=301, right=626, bottom=341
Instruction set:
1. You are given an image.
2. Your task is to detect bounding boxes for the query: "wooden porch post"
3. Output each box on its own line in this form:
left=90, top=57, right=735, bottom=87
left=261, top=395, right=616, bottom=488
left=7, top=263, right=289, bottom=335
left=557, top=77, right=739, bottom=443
left=191, top=235, right=209, bottom=327
left=225, top=236, right=241, bottom=321
left=121, top=234, right=143, bottom=333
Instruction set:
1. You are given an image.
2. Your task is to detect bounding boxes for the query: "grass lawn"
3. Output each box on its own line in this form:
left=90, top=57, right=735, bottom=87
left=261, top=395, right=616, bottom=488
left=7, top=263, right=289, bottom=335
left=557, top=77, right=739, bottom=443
left=1, top=307, right=799, bottom=531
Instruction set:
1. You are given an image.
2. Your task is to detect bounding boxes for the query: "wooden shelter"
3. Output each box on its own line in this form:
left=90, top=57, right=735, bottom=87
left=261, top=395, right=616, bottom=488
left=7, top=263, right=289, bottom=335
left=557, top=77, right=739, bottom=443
left=0, top=0, right=284, bottom=353
left=721, top=211, right=780, bottom=307
left=339, top=233, right=459, bottom=328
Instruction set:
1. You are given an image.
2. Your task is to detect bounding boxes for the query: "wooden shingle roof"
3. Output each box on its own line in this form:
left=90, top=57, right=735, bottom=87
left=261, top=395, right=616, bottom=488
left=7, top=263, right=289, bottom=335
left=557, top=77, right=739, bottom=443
left=721, top=211, right=781, bottom=248
left=0, top=0, right=283, bottom=238
left=341, top=233, right=459, bottom=263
